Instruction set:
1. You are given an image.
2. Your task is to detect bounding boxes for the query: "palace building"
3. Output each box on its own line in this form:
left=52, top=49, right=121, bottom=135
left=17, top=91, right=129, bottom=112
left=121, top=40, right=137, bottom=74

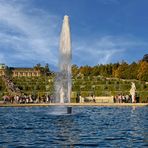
left=12, top=68, right=41, bottom=77
left=0, top=64, right=41, bottom=77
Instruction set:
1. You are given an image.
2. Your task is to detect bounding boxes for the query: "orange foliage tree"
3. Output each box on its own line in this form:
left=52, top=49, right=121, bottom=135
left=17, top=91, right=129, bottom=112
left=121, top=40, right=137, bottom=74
left=137, top=61, right=148, bottom=81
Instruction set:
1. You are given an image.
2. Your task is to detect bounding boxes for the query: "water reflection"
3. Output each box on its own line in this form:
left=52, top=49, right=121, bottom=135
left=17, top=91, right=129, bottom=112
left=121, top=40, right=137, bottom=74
left=132, top=106, right=136, bottom=111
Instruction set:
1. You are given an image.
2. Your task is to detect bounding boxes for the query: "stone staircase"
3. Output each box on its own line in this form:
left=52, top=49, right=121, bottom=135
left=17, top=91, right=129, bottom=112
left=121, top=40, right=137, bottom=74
left=2, top=75, right=22, bottom=96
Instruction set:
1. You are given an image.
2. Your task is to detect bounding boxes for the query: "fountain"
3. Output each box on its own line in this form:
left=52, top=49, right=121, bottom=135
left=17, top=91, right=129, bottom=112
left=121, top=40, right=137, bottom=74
left=54, top=15, right=72, bottom=112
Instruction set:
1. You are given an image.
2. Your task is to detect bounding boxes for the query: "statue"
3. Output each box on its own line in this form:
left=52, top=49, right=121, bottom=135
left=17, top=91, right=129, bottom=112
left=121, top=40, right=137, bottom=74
left=130, top=82, right=136, bottom=103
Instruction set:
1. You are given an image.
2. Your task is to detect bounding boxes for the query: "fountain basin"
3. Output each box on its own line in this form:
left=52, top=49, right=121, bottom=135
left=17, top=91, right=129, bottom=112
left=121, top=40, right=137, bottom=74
left=0, top=106, right=147, bottom=147
left=0, top=103, right=147, bottom=107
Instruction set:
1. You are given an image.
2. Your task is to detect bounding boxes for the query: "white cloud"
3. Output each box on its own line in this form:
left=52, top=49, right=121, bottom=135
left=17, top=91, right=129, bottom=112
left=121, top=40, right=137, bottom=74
left=0, top=0, right=60, bottom=67
left=0, top=0, right=147, bottom=69
left=72, top=35, right=147, bottom=66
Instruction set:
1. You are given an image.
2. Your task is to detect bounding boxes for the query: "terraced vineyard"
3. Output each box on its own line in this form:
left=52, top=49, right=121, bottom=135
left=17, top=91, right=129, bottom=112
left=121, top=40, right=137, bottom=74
left=12, top=76, right=54, bottom=96
left=0, top=76, right=148, bottom=102
left=0, top=77, right=6, bottom=97
left=72, top=76, right=148, bottom=102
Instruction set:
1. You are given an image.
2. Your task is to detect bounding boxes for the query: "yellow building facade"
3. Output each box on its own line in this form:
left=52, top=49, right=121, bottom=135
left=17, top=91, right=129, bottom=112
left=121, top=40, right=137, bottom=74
left=12, top=68, right=41, bottom=77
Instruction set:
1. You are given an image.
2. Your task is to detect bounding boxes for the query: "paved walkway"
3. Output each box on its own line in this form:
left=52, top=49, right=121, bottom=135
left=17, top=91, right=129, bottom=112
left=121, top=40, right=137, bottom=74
left=0, top=102, right=147, bottom=107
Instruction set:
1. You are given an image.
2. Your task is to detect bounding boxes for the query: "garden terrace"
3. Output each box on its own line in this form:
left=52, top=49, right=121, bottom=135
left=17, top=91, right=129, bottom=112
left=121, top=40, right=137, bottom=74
left=0, top=75, right=148, bottom=102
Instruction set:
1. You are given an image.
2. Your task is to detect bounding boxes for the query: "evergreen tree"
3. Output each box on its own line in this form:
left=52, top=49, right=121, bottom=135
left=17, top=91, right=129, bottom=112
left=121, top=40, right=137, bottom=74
left=142, top=54, right=148, bottom=62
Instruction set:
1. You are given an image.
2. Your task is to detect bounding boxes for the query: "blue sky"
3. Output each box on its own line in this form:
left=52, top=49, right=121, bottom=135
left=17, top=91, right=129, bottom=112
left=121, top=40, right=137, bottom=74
left=0, top=0, right=147, bottom=70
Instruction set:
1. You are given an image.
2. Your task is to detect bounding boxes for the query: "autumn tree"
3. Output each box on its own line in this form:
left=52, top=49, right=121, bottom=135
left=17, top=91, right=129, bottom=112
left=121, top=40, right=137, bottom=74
left=115, top=61, right=129, bottom=79
left=112, top=62, right=120, bottom=77
left=79, top=65, right=92, bottom=76
left=72, top=64, right=79, bottom=77
left=91, top=65, right=100, bottom=76
left=127, top=62, right=138, bottom=79
left=137, top=61, right=148, bottom=81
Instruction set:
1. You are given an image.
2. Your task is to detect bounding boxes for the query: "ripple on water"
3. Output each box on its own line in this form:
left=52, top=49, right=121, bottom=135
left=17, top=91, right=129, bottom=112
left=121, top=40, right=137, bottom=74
left=0, top=106, right=147, bottom=147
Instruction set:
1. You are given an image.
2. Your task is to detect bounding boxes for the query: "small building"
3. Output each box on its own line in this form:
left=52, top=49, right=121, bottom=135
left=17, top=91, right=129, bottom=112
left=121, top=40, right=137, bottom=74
left=0, top=63, right=7, bottom=69
left=0, top=69, right=5, bottom=76
left=0, top=64, right=7, bottom=76
left=12, top=68, right=41, bottom=77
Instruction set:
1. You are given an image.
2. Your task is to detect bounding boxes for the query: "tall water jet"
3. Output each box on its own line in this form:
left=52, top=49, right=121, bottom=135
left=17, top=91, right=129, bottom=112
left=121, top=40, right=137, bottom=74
left=55, top=15, right=72, bottom=103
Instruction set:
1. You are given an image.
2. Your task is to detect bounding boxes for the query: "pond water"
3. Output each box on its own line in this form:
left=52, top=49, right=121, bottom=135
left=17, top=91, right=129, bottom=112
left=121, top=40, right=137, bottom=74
left=0, top=106, right=148, bottom=147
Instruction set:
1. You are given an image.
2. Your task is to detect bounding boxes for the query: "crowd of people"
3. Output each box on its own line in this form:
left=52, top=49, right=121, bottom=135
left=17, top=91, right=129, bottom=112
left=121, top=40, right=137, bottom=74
left=76, top=94, right=96, bottom=103
left=113, top=94, right=139, bottom=103
left=3, top=94, right=53, bottom=104
left=3, top=94, right=140, bottom=104
left=75, top=93, right=139, bottom=103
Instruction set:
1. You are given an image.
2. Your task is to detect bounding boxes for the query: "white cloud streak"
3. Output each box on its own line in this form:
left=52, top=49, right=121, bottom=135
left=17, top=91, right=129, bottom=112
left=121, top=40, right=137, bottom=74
left=0, top=0, right=60, bottom=67
left=73, top=35, right=147, bottom=66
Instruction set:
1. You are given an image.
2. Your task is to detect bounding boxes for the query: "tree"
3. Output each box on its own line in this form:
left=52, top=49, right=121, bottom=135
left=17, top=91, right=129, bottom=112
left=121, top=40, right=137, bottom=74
left=72, top=64, right=79, bottom=77
left=91, top=65, right=100, bottom=76
left=115, top=62, right=129, bottom=79
left=142, top=54, right=148, bottom=62
left=33, top=63, right=52, bottom=76
left=112, top=63, right=120, bottom=77
left=79, top=65, right=92, bottom=76
left=34, top=63, right=41, bottom=70
left=137, top=61, right=148, bottom=81
left=127, top=62, right=138, bottom=79
left=44, top=63, right=51, bottom=75
left=106, top=64, right=113, bottom=76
